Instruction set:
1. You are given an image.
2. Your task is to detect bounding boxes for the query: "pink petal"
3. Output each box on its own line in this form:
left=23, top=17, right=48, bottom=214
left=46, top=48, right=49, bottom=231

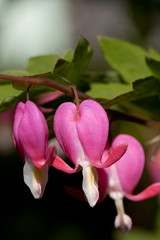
left=125, top=183, right=160, bottom=201
left=76, top=100, right=109, bottom=164
left=54, top=102, right=83, bottom=168
left=92, top=143, right=128, bottom=168
left=18, top=101, right=49, bottom=168
left=13, top=102, right=25, bottom=162
left=38, top=106, right=54, bottom=113
left=54, top=100, right=109, bottom=169
left=13, top=102, right=25, bottom=143
left=52, top=156, right=79, bottom=173
left=37, top=91, right=64, bottom=105
left=111, top=134, right=145, bottom=194
left=97, top=168, right=109, bottom=203
left=148, top=144, right=160, bottom=183
left=46, top=144, right=57, bottom=166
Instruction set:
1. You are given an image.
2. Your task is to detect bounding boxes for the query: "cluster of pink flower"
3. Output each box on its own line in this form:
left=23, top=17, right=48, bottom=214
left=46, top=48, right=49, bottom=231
left=13, top=98, right=160, bottom=234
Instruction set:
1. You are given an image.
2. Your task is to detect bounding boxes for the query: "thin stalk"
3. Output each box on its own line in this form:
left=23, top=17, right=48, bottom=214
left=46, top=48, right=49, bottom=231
left=62, top=77, right=80, bottom=118
left=0, top=74, right=92, bottom=101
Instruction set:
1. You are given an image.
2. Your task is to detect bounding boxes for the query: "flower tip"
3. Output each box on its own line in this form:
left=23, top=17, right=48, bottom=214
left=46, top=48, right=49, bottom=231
left=81, top=164, right=99, bottom=207
left=114, top=214, right=132, bottom=235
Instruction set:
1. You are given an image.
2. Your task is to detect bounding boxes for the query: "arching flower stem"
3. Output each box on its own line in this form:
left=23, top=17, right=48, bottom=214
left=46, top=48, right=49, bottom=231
left=62, top=77, right=80, bottom=119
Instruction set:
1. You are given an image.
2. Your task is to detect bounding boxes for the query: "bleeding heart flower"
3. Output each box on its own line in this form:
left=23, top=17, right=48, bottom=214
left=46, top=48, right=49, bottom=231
left=100, top=134, right=160, bottom=234
left=66, top=134, right=160, bottom=234
left=53, top=99, right=127, bottom=207
left=13, top=100, right=56, bottom=198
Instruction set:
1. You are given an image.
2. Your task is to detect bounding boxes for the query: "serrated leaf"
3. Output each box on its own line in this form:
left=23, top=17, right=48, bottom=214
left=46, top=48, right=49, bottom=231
left=87, top=82, right=132, bottom=100
left=27, top=54, right=59, bottom=74
left=99, top=37, right=151, bottom=82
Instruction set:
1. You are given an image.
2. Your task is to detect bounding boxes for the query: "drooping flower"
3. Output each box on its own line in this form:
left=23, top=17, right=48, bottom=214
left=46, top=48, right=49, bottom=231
left=66, top=134, right=160, bottom=234
left=53, top=99, right=127, bottom=207
left=13, top=100, right=56, bottom=198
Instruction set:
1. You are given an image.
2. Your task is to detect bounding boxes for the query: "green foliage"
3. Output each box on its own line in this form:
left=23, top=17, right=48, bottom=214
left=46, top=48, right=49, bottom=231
left=0, top=36, right=92, bottom=112
left=98, top=37, right=151, bottom=82
left=52, top=36, right=93, bottom=86
left=27, top=55, right=59, bottom=75
left=0, top=36, right=160, bottom=124
left=87, top=82, right=132, bottom=100
left=0, top=84, right=22, bottom=104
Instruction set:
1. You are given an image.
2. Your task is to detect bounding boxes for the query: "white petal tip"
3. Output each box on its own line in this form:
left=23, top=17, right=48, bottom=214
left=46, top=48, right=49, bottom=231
left=81, top=164, right=99, bottom=208
left=114, top=214, right=132, bottom=235
left=88, top=197, right=98, bottom=208
left=23, top=160, right=48, bottom=199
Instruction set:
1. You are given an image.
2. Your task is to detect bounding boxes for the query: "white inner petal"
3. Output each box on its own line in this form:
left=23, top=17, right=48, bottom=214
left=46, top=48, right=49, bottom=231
left=80, top=161, right=99, bottom=207
left=23, top=157, right=48, bottom=199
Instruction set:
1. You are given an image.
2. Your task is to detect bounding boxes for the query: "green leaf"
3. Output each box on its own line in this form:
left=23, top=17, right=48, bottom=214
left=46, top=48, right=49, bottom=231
left=87, top=82, right=132, bottom=100
left=71, top=36, right=93, bottom=82
left=101, top=77, right=160, bottom=109
left=0, top=85, right=56, bottom=113
left=84, top=70, right=122, bottom=84
left=148, top=48, right=160, bottom=61
left=99, top=37, right=151, bottom=82
left=52, top=36, right=93, bottom=86
left=123, top=95, right=160, bottom=121
left=0, top=84, right=23, bottom=104
left=27, top=54, right=59, bottom=74
left=146, top=57, right=160, bottom=79
left=52, top=58, right=73, bottom=85
left=63, top=49, right=74, bottom=61
left=99, top=77, right=160, bottom=121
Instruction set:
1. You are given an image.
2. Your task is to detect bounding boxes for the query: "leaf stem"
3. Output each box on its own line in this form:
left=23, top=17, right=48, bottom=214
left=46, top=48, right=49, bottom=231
left=62, top=77, right=80, bottom=118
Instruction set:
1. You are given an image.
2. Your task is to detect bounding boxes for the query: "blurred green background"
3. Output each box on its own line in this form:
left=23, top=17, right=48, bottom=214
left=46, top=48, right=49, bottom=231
left=1, top=0, right=160, bottom=239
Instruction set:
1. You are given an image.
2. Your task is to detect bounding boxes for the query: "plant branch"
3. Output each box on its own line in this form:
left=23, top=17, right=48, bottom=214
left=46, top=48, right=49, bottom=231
left=0, top=74, right=160, bottom=130
left=0, top=74, right=92, bottom=101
